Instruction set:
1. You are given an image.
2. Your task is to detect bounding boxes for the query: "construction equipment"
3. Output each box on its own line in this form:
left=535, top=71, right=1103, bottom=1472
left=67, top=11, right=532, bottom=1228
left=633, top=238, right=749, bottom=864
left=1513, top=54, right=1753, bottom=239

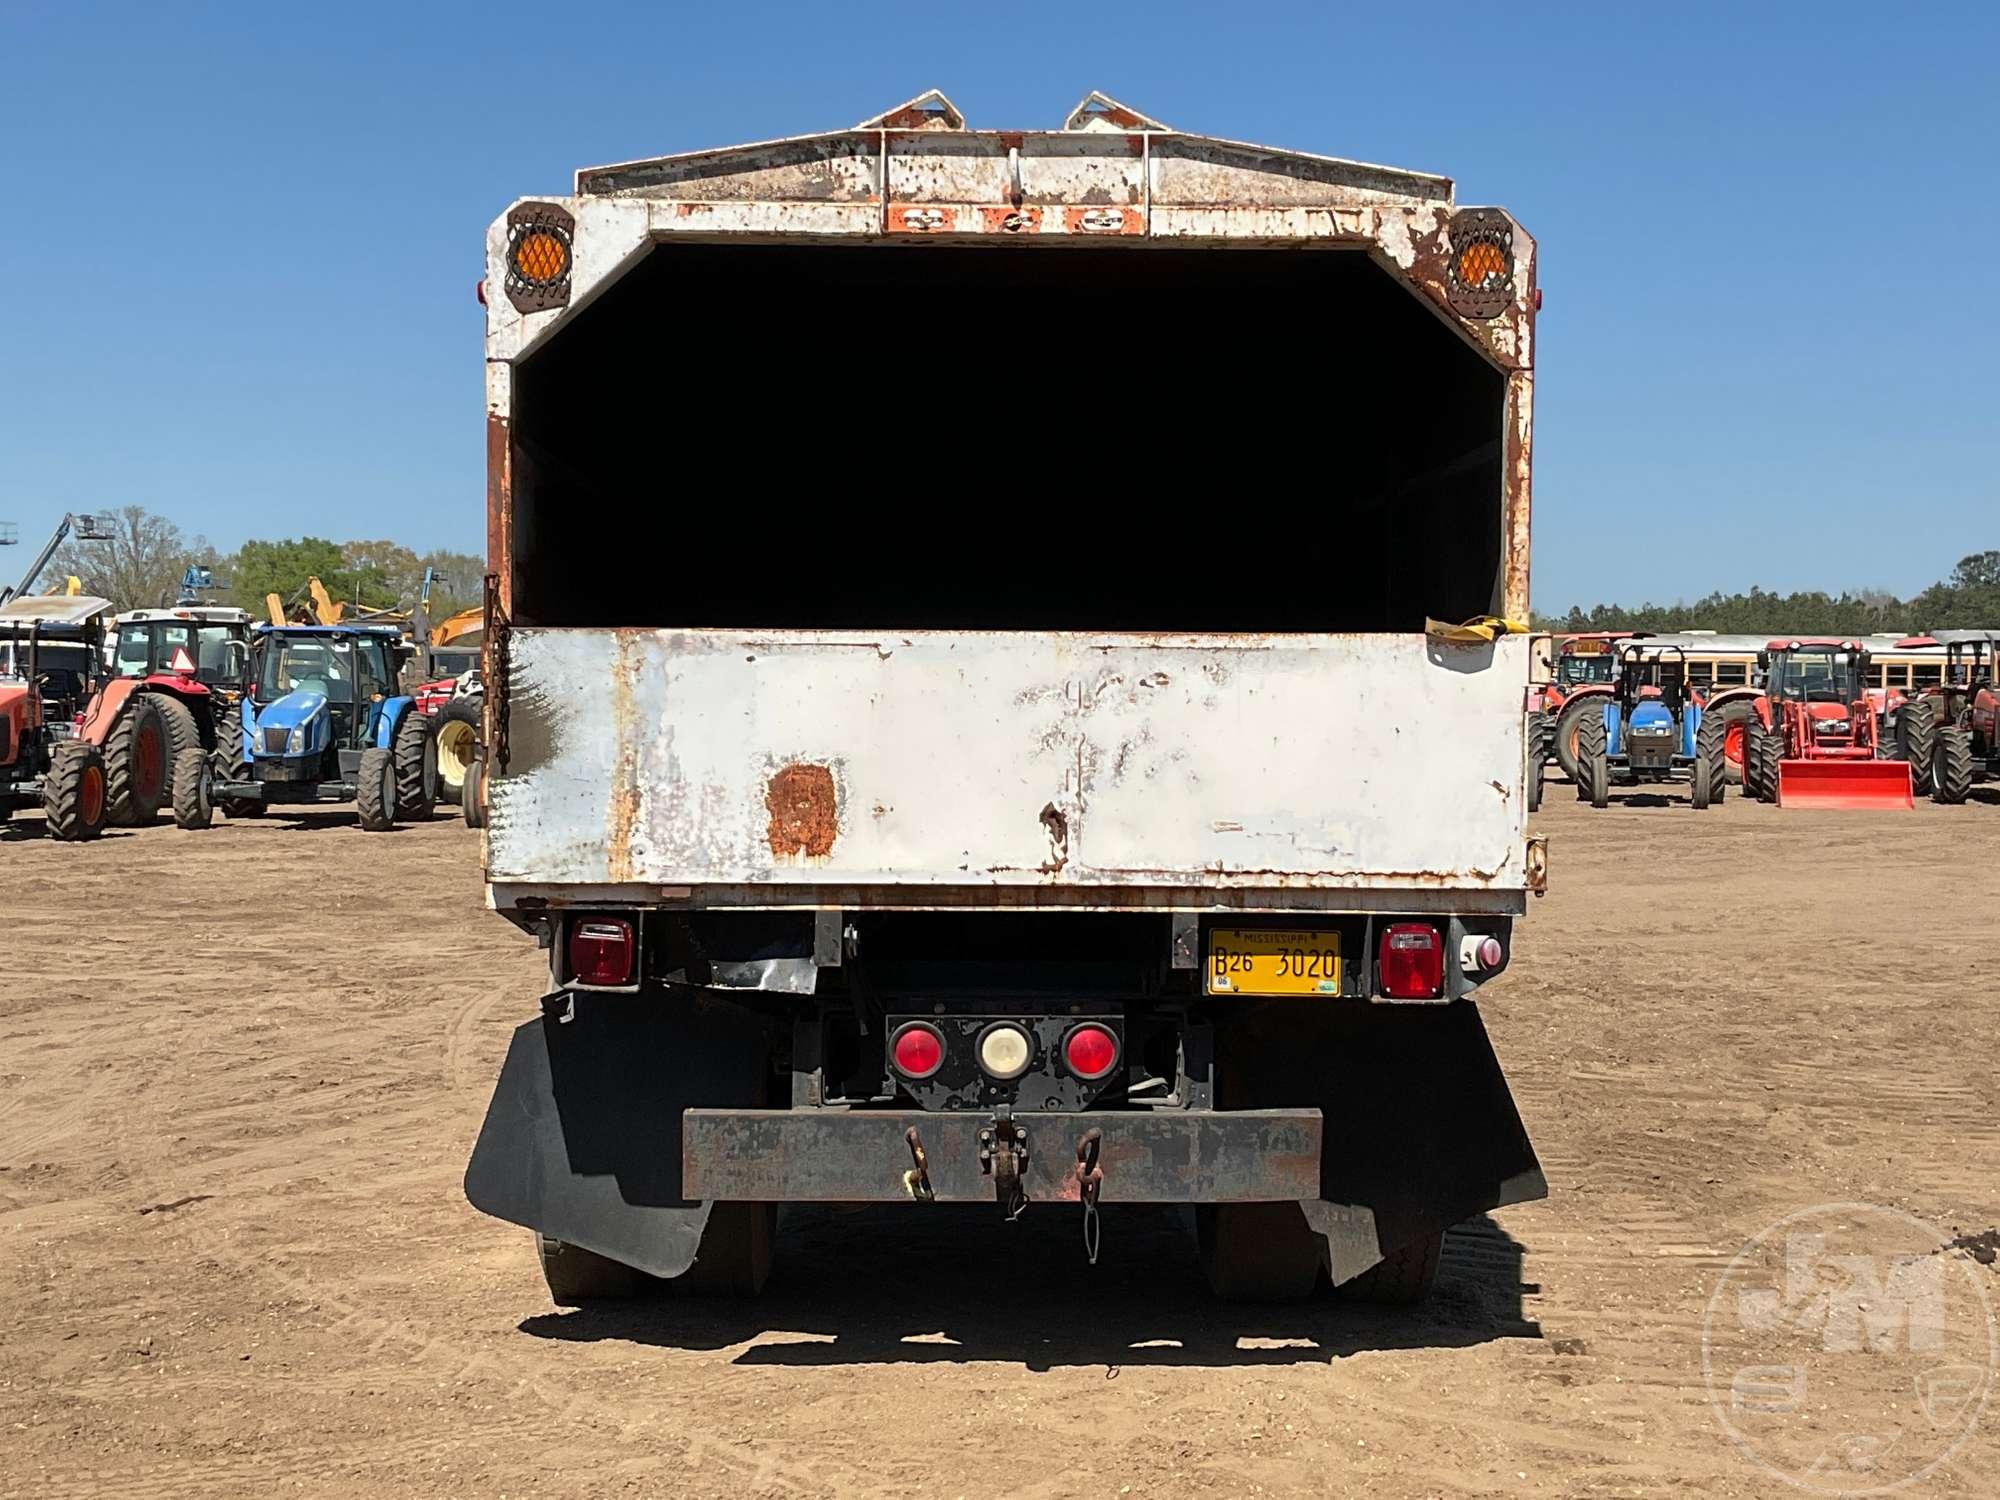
left=0, top=595, right=116, bottom=839
left=1891, top=631, right=1999, bottom=804
left=1573, top=641, right=1725, bottom=809
left=201, top=622, right=436, bottom=830
left=465, top=93, right=1548, bottom=1309
left=413, top=603, right=484, bottom=808
left=102, top=604, right=255, bottom=819
left=1, top=513, right=114, bottom=606
left=1741, top=640, right=1912, bottom=809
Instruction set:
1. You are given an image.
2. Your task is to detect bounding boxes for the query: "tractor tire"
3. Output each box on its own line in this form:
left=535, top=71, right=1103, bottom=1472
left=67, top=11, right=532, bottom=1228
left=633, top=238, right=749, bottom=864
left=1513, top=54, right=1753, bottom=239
left=392, top=709, right=438, bottom=822
left=1753, top=723, right=1784, bottom=803
left=1340, top=1230, right=1445, bottom=1306
left=1707, top=698, right=1755, bottom=785
left=1692, top=712, right=1726, bottom=810
left=1899, top=697, right=1936, bottom=786
left=1198, top=1202, right=1324, bottom=1302
left=434, top=698, right=481, bottom=806
left=1742, top=718, right=1767, bottom=800
left=213, top=699, right=243, bottom=777
left=1575, top=709, right=1610, bottom=808
left=43, top=741, right=109, bottom=841
left=1932, top=725, right=1973, bottom=805
left=103, top=694, right=170, bottom=826
left=356, top=746, right=397, bottom=832
left=153, top=692, right=201, bottom=788
left=461, top=753, right=486, bottom=830
left=536, top=1235, right=656, bottom=1305
left=1552, top=697, right=1598, bottom=782
left=170, top=747, right=213, bottom=830
left=1526, top=711, right=1550, bottom=813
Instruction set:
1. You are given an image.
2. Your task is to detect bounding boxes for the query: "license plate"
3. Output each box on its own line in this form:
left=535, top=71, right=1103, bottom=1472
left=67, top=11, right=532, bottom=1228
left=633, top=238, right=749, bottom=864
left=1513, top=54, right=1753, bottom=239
left=1205, top=927, right=1342, bottom=996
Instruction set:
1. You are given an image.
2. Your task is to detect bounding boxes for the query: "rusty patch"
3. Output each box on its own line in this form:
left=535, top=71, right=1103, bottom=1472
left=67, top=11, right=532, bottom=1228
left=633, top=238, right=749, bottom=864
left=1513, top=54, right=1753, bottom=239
left=888, top=203, right=956, bottom=234
left=766, top=763, right=838, bottom=859
left=605, top=636, right=644, bottom=882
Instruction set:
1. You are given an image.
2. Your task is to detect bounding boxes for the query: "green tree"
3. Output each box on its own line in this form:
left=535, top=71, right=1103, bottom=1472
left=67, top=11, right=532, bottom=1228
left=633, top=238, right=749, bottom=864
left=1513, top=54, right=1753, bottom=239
left=228, top=536, right=399, bottom=616
left=44, top=505, right=213, bottom=610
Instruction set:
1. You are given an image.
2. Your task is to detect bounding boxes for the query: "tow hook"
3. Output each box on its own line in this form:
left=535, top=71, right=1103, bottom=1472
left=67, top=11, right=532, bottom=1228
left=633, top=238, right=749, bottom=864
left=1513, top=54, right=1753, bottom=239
left=1075, top=1127, right=1104, bottom=1265
left=978, top=1109, right=1030, bottom=1221
left=902, top=1125, right=935, bottom=1202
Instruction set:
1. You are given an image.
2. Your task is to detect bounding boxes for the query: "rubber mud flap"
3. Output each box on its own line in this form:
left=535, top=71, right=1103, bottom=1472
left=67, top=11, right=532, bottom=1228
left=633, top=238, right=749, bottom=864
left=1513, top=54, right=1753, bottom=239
left=464, top=995, right=768, bottom=1279
left=1216, top=999, right=1544, bottom=1286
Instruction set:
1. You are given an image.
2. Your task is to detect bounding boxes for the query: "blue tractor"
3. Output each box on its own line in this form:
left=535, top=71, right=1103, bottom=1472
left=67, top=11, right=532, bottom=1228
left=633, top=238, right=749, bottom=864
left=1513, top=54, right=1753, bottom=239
left=191, top=623, right=437, bottom=829
left=1573, top=641, right=1725, bottom=810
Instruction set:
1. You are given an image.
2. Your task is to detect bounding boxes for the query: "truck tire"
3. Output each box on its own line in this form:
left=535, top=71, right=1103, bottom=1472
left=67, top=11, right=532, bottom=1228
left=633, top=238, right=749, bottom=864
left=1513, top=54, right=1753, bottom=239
left=536, top=1235, right=656, bottom=1305
left=1932, top=724, right=1973, bottom=805
left=461, top=753, right=486, bottom=830
left=1691, top=712, right=1726, bottom=810
left=103, top=694, right=169, bottom=825
left=1552, top=697, right=1597, bottom=782
left=43, top=741, right=109, bottom=841
left=1575, top=709, right=1609, bottom=808
left=1339, top=1230, right=1444, bottom=1305
left=356, top=746, right=397, bottom=831
left=1526, top=712, right=1550, bottom=812
left=392, top=709, right=438, bottom=822
left=170, top=747, right=213, bottom=829
left=1899, top=697, right=1936, bottom=786
left=435, top=698, right=481, bottom=806
left=1197, top=1202, right=1323, bottom=1302
left=679, top=1201, right=777, bottom=1296
left=1752, top=722, right=1783, bottom=803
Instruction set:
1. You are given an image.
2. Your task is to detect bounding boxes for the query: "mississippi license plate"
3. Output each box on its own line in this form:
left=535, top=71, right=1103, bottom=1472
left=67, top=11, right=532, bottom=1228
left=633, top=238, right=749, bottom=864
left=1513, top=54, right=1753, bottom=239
left=1205, top=927, right=1342, bottom=996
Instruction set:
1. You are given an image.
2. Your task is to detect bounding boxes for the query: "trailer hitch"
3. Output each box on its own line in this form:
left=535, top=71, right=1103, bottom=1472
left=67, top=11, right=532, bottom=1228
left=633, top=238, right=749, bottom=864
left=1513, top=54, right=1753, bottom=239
left=978, top=1110, right=1030, bottom=1221
left=1075, top=1127, right=1104, bottom=1265
left=902, top=1125, right=935, bottom=1202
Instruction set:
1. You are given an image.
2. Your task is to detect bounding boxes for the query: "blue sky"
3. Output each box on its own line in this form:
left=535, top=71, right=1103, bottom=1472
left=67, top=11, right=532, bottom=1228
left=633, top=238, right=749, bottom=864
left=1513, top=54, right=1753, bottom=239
left=3, top=2, right=1995, bottom=613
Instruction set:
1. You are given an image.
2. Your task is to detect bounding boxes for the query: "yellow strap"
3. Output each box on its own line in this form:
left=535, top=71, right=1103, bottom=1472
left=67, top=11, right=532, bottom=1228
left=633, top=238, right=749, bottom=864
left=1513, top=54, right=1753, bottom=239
left=1425, top=614, right=1530, bottom=644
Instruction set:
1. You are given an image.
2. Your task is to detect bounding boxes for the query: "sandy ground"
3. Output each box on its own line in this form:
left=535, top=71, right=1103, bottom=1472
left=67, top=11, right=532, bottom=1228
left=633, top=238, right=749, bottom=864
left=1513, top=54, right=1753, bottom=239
left=3, top=783, right=1999, bottom=1498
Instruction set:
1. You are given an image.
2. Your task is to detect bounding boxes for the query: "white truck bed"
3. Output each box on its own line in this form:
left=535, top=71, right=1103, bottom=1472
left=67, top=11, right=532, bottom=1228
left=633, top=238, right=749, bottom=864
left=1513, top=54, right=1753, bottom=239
left=486, top=627, right=1532, bottom=912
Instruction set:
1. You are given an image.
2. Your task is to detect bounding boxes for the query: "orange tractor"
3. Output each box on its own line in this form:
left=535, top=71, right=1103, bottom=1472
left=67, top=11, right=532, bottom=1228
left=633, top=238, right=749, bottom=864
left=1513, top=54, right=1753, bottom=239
left=1741, top=639, right=1913, bottom=809
left=0, top=595, right=118, bottom=838
left=1892, top=630, right=1998, bottom=804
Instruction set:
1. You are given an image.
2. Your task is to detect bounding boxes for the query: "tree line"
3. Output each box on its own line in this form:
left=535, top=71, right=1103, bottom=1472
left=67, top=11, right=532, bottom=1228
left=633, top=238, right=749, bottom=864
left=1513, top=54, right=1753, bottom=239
left=35, top=505, right=483, bottom=620
left=1534, top=551, right=2000, bottom=636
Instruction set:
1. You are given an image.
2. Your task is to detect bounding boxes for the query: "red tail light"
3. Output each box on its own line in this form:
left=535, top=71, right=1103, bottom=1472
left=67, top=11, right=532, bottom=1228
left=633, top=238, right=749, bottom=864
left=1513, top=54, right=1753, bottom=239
left=568, top=917, right=635, bottom=987
left=1378, top=923, right=1444, bottom=999
left=889, top=1022, right=944, bottom=1080
left=1063, top=1024, right=1119, bottom=1081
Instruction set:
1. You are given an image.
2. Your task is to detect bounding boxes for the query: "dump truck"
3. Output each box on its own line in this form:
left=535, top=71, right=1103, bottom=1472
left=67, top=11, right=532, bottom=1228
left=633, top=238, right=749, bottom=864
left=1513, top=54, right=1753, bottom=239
left=464, top=91, right=1550, bottom=1306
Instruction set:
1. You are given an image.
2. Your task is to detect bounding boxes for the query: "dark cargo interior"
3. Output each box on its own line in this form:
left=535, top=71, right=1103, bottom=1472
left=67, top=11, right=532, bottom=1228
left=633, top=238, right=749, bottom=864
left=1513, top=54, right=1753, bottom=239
left=509, top=242, right=1506, bottom=631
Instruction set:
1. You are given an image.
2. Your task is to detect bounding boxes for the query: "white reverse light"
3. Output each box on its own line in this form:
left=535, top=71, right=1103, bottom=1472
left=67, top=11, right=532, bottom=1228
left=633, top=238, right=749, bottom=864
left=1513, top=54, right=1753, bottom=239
left=976, top=1023, right=1033, bottom=1080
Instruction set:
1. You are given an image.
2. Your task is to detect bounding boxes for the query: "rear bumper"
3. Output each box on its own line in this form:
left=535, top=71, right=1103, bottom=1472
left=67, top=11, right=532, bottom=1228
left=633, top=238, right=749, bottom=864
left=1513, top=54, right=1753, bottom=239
left=682, top=1106, right=1322, bottom=1204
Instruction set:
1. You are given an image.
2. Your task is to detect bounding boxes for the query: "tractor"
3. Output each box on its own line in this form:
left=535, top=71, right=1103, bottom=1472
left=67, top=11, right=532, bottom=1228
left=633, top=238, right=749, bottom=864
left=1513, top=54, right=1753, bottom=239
left=102, top=602, right=253, bottom=812
left=1740, top=640, right=1912, bottom=809
left=0, top=595, right=117, bottom=839
left=1572, top=640, right=1725, bottom=809
left=193, top=622, right=437, bottom=830
left=1535, top=632, right=1641, bottom=785
left=1891, top=630, right=1999, bottom=804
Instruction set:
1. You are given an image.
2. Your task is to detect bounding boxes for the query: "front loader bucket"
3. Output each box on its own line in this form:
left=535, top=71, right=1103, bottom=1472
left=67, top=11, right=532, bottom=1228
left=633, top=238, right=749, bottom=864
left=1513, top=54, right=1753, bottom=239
left=1775, top=759, right=1914, bottom=810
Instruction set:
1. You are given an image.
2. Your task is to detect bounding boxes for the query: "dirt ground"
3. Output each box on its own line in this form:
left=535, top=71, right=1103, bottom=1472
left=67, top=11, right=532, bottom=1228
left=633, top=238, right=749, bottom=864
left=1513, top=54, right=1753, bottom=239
left=4, top=784, right=1999, bottom=1499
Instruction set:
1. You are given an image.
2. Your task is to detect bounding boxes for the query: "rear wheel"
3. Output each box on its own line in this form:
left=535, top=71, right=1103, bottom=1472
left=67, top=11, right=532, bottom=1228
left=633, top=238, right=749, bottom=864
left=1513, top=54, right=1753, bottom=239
left=1198, top=1202, right=1323, bottom=1302
left=435, top=698, right=480, bottom=806
left=1932, top=724, right=1973, bottom=804
left=153, top=694, right=201, bottom=801
left=356, top=746, right=397, bottom=831
left=1692, top=712, right=1726, bottom=810
left=1340, top=1230, right=1445, bottom=1305
left=1709, top=698, right=1754, bottom=785
left=537, top=1236, right=656, bottom=1305
left=170, top=747, right=213, bottom=829
left=1526, top=711, right=1550, bottom=813
left=43, top=741, right=109, bottom=841
left=103, top=695, right=169, bottom=825
left=461, top=753, right=486, bottom=830
left=1575, top=709, right=1610, bottom=808
left=1552, top=697, right=1598, bottom=781
left=213, top=698, right=243, bottom=777
left=391, top=710, right=438, bottom=822
left=1899, top=697, right=1936, bottom=785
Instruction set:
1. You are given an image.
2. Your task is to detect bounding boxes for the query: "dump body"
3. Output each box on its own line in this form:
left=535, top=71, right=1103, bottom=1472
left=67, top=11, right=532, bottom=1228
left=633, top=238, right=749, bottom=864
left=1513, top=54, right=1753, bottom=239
left=466, top=93, right=1547, bottom=1302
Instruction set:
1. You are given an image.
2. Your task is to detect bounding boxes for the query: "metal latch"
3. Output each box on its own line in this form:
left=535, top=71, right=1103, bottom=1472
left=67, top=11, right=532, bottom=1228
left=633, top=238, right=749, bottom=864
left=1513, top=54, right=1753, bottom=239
left=978, top=1110, right=1030, bottom=1220
left=1074, top=1127, right=1104, bottom=1264
left=902, top=1125, right=934, bottom=1202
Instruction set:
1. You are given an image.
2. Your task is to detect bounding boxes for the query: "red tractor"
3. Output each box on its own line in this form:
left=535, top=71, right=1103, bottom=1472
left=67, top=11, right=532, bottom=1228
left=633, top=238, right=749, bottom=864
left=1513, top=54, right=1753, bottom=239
left=0, top=595, right=117, bottom=839
left=1892, top=630, right=1998, bottom=804
left=1741, top=639, right=1913, bottom=809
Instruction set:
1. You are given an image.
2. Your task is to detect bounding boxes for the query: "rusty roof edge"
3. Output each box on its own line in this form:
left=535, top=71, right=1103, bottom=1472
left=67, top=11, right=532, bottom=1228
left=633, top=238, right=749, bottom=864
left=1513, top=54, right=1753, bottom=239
left=575, top=123, right=1453, bottom=203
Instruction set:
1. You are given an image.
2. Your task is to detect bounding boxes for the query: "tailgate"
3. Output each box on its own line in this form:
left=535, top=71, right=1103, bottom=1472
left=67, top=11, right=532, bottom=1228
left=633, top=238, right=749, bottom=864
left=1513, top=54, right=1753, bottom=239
left=487, top=629, right=1530, bottom=900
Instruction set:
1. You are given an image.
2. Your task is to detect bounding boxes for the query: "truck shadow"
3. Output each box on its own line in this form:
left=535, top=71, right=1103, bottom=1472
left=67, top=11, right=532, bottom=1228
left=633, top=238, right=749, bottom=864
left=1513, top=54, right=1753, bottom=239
left=518, top=1208, right=1539, bottom=1369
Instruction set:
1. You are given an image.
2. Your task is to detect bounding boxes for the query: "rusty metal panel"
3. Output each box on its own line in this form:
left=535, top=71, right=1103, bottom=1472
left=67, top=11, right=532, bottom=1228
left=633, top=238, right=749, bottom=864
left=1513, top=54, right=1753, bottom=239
left=486, top=630, right=1533, bottom=897
left=681, top=1107, right=1323, bottom=1203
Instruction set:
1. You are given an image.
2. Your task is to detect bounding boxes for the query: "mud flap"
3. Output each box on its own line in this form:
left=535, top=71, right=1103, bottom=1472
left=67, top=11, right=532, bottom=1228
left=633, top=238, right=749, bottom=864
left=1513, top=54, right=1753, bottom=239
left=463, top=995, right=768, bottom=1279
left=1217, top=999, right=1544, bottom=1287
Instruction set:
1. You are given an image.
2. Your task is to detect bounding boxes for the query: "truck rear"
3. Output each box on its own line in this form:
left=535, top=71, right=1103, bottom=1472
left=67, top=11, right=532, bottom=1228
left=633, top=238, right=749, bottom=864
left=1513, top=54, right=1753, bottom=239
left=464, top=90, right=1548, bottom=1303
